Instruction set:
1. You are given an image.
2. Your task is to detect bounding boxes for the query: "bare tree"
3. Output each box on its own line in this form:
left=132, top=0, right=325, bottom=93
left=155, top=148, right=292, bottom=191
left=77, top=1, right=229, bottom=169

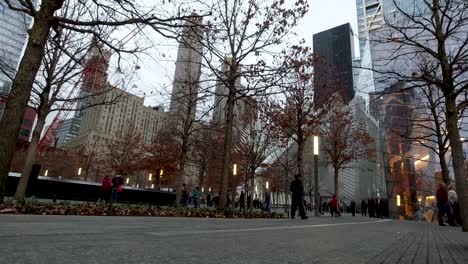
left=177, top=0, right=310, bottom=209
left=319, top=94, right=372, bottom=198
left=234, top=110, right=273, bottom=210
left=0, top=0, right=199, bottom=202
left=269, top=139, right=296, bottom=213
left=268, top=47, right=328, bottom=178
left=13, top=11, right=127, bottom=201
left=368, top=0, right=468, bottom=230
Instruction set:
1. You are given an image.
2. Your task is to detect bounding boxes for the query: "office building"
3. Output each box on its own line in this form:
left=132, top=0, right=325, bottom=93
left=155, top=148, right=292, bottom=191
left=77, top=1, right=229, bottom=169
left=355, top=0, right=384, bottom=57
left=169, top=17, right=203, bottom=121
left=0, top=1, right=32, bottom=95
left=0, top=95, right=36, bottom=142
left=66, top=87, right=168, bottom=152
left=313, top=23, right=355, bottom=107
left=211, top=59, right=257, bottom=129
left=56, top=117, right=81, bottom=146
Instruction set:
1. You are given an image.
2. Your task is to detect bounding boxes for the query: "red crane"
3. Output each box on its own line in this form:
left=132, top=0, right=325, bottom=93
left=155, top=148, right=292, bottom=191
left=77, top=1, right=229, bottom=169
left=37, top=48, right=111, bottom=156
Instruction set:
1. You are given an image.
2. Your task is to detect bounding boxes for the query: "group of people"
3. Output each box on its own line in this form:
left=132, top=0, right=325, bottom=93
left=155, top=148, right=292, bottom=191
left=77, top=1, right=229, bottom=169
left=99, top=175, right=123, bottom=203
left=360, top=198, right=389, bottom=218
left=180, top=184, right=200, bottom=208
left=437, top=183, right=462, bottom=226
left=289, top=174, right=391, bottom=220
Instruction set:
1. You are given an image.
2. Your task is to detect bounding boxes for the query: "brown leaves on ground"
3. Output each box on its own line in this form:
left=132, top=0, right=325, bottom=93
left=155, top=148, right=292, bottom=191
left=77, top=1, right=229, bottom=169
left=0, top=202, right=283, bottom=218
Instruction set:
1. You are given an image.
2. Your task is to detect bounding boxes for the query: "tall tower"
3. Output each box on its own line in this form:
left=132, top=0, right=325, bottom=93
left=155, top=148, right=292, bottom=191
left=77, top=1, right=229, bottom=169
left=169, top=17, right=203, bottom=121
left=0, top=1, right=32, bottom=95
left=355, top=0, right=385, bottom=57
left=313, top=23, right=355, bottom=108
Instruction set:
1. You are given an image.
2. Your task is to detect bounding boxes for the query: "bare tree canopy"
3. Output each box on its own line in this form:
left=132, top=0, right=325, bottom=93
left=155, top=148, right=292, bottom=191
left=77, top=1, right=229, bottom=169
left=0, top=0, right=200, bottom=202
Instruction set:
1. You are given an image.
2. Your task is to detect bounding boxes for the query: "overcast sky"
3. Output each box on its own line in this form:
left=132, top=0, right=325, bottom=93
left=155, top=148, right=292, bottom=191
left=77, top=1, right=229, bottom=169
left=127, top=0, right=359, bottom=108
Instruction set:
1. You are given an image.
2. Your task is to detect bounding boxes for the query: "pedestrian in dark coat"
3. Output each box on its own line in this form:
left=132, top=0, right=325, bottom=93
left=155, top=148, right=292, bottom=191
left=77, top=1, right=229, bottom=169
left=290, top=174, right=308, bottom=219
left=206, top=194, right=212, bottom=207
left=361, top=200, right=367, bottom=216
left=379, top=199, right=386, bottom=218
left=350, top=200, right=356, bottom=216
left=368, top=199, right=375, bottom=218
left=239, top=191, right=245, bottom=210
left=436, top=183, right=449, bottom=226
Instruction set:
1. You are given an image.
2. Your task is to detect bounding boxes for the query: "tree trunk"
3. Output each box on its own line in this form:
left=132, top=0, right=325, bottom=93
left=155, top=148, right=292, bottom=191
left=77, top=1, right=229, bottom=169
left=15, top=116, right=47, bottom=201
left=175, top=136, right=189, bottom=208
left=297, top=138, right=304, bottom=177
left=445, top=95, right=468, bottom=231
left=197, top=163, right=205, bottom=207
left=439, top=152, right=450, bottom=185
left=334, top=165, right=339, bottom=198
left=284, top=147, right=290, bottom=213
left=219, top=86, right=236, bottom=210
left=230, top=171, right=238, bottom=209
left=249, top=169, right=255, bottom=211
left=0, top=0, right=64, bottom=203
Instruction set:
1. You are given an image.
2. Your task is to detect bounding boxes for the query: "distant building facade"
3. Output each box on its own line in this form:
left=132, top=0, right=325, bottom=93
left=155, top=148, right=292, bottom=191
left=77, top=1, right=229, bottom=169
left=0, top=95, right=36, bottom=142
left=212, top=59, right=257, bottom=128
left=56, top=117, right=81, bottom=146
left=355, top=0, right=384, bottom=56
left=169, top=17, right=203, bottom=121
left=0, top=1, right=32, bottom=95
left=313, top=23, right=355, bottom=107
left=65, top=87, right=168, bottom=152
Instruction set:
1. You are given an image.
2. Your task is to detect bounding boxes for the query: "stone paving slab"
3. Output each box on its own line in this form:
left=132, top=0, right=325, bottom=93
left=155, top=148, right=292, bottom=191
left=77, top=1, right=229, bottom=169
left=0, top=215, right=466, bottom=264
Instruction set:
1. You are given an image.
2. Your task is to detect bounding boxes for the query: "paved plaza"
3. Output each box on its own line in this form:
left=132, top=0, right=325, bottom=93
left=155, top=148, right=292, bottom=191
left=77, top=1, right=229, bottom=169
left=0, top=215, right=466, bottom=264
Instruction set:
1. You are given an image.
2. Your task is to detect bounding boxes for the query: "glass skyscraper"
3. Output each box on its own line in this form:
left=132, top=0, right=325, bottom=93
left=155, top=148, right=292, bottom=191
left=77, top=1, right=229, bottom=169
left=355, top=0, right=384, bottom=57
left=0, top=1, right=32, bottom=95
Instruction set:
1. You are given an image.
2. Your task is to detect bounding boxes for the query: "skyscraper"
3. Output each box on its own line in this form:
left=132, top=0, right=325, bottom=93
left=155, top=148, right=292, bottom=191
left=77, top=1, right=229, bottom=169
left=0, top=1, right=32, bottom=95
left=313, top=23, right=355, bottom=107
left=169, top=17, right=203, bottom=121
left=355, top=0, right=384, bottom=57
left=355, top=0, right=426, bottom=57
left=212, top=59, right=256, bottom=129
left=55, top=117, right=82, bottom=146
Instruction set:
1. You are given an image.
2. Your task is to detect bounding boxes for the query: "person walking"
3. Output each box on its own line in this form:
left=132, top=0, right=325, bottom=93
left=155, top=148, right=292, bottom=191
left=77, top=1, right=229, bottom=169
left=265, top=191, right=271, bottom=212
left=368, top=199, right=375, bottom=218
left=361, top=200, right=367, bottom=216
left=375, top=199, right=381, bottom=218
left=330, top=195, right=341, bottom=217
left=193, top=186, right=200, bottom=208
left=350, top=200, right=356, bottom=216
left=436, top=183, right=449, bottom=226
left=99, top=176, right=112, bottom=204
left=181, top=184, right=188, bottom=206
left=206, top=193, right=212, bottom=207
left=448, top=189, right=462, bottom=226
left=239, top=191, right=246, bottom=210
left=111, top=175, right=123, bottom=203
left=290, top=174, right=308, bottom=219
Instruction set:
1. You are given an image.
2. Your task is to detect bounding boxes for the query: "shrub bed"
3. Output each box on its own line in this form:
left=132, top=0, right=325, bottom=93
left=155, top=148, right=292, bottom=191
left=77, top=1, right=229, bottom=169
left=0, top=202, right=284, bottom=218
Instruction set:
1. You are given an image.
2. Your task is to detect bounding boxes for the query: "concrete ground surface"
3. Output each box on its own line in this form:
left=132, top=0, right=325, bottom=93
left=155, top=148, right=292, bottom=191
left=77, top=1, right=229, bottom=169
left=0, top=215, right=466, bottom=264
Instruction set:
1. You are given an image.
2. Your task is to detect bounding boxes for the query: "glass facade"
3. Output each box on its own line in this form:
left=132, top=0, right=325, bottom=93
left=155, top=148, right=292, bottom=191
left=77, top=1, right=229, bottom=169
left=56, top=117, right=82, bottom=146
left=0, top=1, right=32, bottom=95
left=313, top=23, right=355, bottom=106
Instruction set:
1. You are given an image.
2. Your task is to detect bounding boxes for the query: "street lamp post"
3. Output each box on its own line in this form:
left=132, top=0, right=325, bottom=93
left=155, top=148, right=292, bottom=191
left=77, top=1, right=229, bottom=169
left=313, top=136, right=320, bottom=217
